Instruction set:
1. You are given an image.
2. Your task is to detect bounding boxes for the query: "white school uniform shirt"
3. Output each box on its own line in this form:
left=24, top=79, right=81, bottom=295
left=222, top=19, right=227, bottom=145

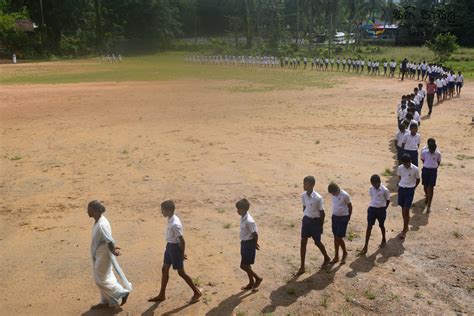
left=436, top=78, right=443, bottom=88
left=398, top=108, right=407, bottom=121
left=361, top=60, right=365, bottom=65
left=421, top=63, right=427, bottom=70
left=166, top=214, right=183, bottom=244
left=456, top=75, right=464, bottom=83
left=421, top=148, right=441, bottom=168
left=448, top=74, right=455, bottom=83
left=402, top=132, right=420, bottom=151
left=302, top=191, right=324, bottom=218
left=396, top=130, right=408, bottom=147
left=397, top=164, right=420, bottom=188
left=331, top=190, right=351, bottom=216
left=369, top=185, right=390, bottom=208
left=383, top=62, right=388, bottom=67
left=418, top=89, right=425, bottom=98
left=240, top=212, right=258, bottom=241
left=413, top=111, right=420, bottom=122
left=442, top=78, right=447, bottom=87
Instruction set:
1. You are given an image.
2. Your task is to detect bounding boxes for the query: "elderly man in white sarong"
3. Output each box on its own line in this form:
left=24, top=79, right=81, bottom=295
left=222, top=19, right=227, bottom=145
left=88, top=200, right=132, bottom=309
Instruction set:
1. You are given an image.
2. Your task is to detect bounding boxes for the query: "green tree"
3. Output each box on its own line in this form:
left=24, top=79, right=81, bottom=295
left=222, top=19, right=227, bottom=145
left=426, top=33, right=459, bottom=63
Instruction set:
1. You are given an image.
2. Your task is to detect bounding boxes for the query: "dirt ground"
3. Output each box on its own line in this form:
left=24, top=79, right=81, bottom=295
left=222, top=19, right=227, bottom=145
left=0, top=76, right=473, bottom=316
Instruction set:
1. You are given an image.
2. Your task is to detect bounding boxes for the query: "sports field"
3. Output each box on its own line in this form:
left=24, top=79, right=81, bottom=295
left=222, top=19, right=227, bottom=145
left=0, top=54, right=473, bottom=315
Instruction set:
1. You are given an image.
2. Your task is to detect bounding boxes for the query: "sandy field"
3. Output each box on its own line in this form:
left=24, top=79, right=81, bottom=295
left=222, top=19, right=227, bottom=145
left=0, top=75, right=473, bottom=315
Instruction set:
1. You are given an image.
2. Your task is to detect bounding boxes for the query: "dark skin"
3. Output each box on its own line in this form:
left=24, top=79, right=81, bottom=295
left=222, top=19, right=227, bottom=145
left=87, top=207, right=129, bottom=309
left=399, top=161, right=420, bottom=239
left=237, top=208, right=263, bottom=291
left=148, top=208, right=202, bottom=304
left=295, top=181, right=331, bottom=276
left=328, top=189, right=352, bottom=264
left=360, top=180, right=390, bottom=254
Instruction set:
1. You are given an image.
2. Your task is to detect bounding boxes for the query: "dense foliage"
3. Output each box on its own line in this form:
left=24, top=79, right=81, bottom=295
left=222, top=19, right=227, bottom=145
left=0, top=0, right=472, bottom=58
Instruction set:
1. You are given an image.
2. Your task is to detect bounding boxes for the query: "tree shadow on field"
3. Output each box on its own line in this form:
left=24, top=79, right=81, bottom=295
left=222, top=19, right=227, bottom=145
left=410, top=198, right=429, bottom=231
left=261, top=264, right=341, bottom=314
left=206, top=290, right=256, bottom=316
left=345, top=237, right=405, bottom=278
left=81, top=307, right=123, bottom=316
left=386, top=139, right=400, bottom=205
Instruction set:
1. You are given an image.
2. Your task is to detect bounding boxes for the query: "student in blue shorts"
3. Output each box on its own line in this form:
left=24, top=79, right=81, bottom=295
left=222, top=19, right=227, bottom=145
left=361, top=175, right=390, bottom=254
left=396, top=154, right=420, bottom=239
left=421, top=138, right=441, bottom=213
left=148, top=200, right=202, bottom=304
left=296, top=176, right=331, bottom=275
left=328, top=182, right=352, bottom=264
left=401, top=122, right=420, bottom=167
left=236, top=198, right=263, bottom=291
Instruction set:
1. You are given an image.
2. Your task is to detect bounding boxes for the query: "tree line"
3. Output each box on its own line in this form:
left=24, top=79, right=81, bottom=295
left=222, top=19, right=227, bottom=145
left=0, top=0, right=472, bottom=58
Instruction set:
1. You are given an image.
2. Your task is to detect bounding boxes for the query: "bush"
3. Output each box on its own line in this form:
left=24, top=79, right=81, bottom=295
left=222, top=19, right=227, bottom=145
left=426, top=33, right=459, bottom=63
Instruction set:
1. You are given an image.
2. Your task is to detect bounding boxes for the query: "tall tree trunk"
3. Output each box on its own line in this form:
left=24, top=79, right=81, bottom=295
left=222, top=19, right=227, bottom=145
left=244, top=0, right=253, bottom=48
left=93, top=0, right=103, bottom=52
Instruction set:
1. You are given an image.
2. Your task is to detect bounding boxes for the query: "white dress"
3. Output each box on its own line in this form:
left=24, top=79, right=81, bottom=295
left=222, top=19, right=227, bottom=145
left=91, top=216, right=132, bottom=305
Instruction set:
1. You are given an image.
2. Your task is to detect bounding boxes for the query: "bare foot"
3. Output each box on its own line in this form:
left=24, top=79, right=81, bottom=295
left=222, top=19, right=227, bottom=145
left=252, top=277, right=263, bottom=291
left=91, top=303, right=108, bottom=310
left=294, top=267, right=305, bottom=276
left=341, top=252, right=348, bottom=264
left=330, top=257, right=339, bottom=264
left=379, top=240, right=386, bottom=248
left=398, top=231, right=406, bottom=239
left=241, top=283, right=254, bottom=291
left=360, top=246, right=368, bottom=254
left=188, top=292, right=202, bottom=304
left=148, top=295, right=166, bottom=302
left=121, top=292, right=129, bottom=306
left=321, top=258, right=331, bottom=268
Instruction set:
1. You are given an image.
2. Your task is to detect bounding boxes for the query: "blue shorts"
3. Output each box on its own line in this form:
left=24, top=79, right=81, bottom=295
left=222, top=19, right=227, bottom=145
left=405, top=149, right=418, bottom=167
left=443, top=86, right=447, bottom=92
left=163, top=243, right=184, bottom=270
left=398, top=187, right=415, bottom=208
left=396, top=146, right=403, bottom=161
left=449, top=82, right=455, bottom=89
left=240, top=240, right=256, bottom=265
left=422, top=167, right=438, bottom=187
left=367, top=207, right=387, bottom=227
left=332, top=215, right=350, bottom=237
left=437, top=89, right=442, bottom=96
left=456, top=82, right=463, bottom=88
left=301, top=216, right=322, bottom=242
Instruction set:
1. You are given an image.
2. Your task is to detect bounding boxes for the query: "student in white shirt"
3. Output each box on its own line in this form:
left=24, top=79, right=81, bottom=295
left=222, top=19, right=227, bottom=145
left=417, top=83, right=426, bottom=114
left=395, top=123, right=408, bottom=162
left=421, top=139, right=441, bottom=213
left=361, top=175, right=390, bottom=253
left=296, top=176, right=331, bottom=275
left=402, top=122, right=421, bottom=167
left=456, top=71, right=464, bottom=96
left=328, top=182, right=352, bottom=264
left=396, top=154, right=420, bottom=239
left=435, top=77, right=443, bottom=103
left=148, top=200, right=202, bottom=304
left=236, top=198, right=263, bottom=291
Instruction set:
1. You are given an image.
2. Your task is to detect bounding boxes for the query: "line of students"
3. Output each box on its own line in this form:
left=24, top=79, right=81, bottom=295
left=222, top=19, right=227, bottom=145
left=85, top=82, right=451, bottom=312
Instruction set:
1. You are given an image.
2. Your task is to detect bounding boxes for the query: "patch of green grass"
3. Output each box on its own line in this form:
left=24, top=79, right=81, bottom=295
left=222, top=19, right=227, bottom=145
left=452, top=231, right=463, bottom=239
left=216, top=207, right=225, bottom=214
left=235, top=311, right=246, bottom=316
left=414, top=292, right=423, bottom=298
left=121, top=149, right=128, bottom=155
left=315, top=140, right=320, bottom=145
left=9, top=155, right=22, bottom=161
left=192, top=277, right=201, bottom=287
left=320, top=293, right=329, bottom=308
left=223, top=223, right=231, bottom=229
left=347, top=231, right=359, bottom=242
left=381, top=167, right=393, bottom=177
left=364, top=290, right=376, bottom=300
left=287, top=287, right=296, bottom=295
left=456, top=154, right=474, bottom=160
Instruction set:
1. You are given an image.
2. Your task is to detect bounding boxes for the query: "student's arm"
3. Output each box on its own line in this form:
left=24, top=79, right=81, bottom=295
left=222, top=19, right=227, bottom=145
left=415, top=178, right=420, bottom=188
left=347, top=203, right=353, bottom=219
left=252, top=232, right=260, bottom=250
left=320, top=210, right=325, bottom=230
left=108, top=242, right=121, bottom=256
left=178, top=235, right=187, bottom=260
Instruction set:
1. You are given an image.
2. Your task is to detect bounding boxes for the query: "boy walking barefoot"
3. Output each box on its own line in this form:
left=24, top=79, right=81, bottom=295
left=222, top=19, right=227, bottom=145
left=236, top=199, right=263, bottom=291
left=396, top=154, right=420, bottom=239
left=328, top=183, right=352, bottom=264
left=361, top=175, right=390, bottom=254
left=421, top=138, right=441, bottom=213
left=296, top=176, right=331, bottom=275
left=148, top=200, right=202, bottom=304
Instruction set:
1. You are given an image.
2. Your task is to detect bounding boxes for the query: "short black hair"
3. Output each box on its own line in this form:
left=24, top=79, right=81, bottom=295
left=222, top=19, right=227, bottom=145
left=401, top=153, right=411, bottom=163
left=409, top=122, right=418, bottom=129
left=235, top=198, right=250, bottom=211
left=161, top=200, right=175, bottom=212
left=327, top=182, right=340, bottom=193
left=303, top=176, right=316, bottom=185
left=370, top=174, right=381, bottom=183
left=88, top=200, right=106, bottom=213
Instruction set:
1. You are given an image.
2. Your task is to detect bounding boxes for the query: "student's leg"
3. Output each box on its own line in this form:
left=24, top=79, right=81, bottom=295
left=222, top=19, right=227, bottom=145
left=362, top=225, right=372, bottom=253
left=149, top=264, right=171, bottom=301
left=426, top=186, right=434, bottom=213
left=340, top=238, right=348, bottom=263
left=177, top=268, right=202, bottom=301
left=297, top=237, right=308, bottom=275
left=315, top=240, right=331, bottom=266
left=331, top=236, right=340, bottom=263
left=402, top=207, right=410, bottom=235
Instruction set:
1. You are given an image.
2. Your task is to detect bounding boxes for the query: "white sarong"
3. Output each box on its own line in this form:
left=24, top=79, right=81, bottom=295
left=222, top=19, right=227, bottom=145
left=91, top=216, right=132, bottom=305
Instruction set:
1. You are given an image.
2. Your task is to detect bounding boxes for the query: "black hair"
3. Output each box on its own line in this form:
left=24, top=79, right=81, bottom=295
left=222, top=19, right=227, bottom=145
left=303, top=175, right=316, bottom=186
left=370, top=174, right=381, bottom=183
left=235, top=198, right=250, bottom=211
left=401, top=153, right=411, bottom=163
left=327, top=182, right=340, bottom=194
left=409, top=122, right=418, bottom=129
left=405, top=113, right=413, bottom=120
left=88, top=200, right=106, bottom=213
left=398, top=123, right=406, bottom=130
left=161, top=200, right=175, bottom=212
